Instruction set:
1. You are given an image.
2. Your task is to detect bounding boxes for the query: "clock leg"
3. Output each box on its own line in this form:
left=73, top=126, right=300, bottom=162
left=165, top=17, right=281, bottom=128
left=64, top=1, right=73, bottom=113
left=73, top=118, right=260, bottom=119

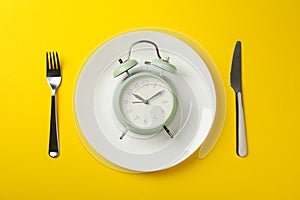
left=119, top=128, right=129, bottom=140
left=163, top=125, right=174, bottom=138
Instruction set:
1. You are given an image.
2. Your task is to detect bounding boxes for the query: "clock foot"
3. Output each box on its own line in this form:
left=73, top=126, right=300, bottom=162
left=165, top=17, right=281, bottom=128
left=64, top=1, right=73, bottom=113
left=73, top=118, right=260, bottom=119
left=119, top=128, right=129, bottom=140
left=163, top=125, right=174, bottom=138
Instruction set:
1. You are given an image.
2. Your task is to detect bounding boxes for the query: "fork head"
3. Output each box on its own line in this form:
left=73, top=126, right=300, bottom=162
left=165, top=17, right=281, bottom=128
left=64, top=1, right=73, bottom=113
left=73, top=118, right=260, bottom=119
left=46, top=52, right=61, bottom=77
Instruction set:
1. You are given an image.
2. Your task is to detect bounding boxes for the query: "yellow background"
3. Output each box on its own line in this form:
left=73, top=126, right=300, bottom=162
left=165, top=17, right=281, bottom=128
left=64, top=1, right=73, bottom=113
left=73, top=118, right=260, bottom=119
left=1, top=0, right=299, bottom=199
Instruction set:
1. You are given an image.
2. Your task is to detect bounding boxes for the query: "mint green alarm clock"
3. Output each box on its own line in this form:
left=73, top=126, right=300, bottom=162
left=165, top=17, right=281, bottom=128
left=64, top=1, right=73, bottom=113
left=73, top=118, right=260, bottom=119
left=113, top=40, right=178, bottom=139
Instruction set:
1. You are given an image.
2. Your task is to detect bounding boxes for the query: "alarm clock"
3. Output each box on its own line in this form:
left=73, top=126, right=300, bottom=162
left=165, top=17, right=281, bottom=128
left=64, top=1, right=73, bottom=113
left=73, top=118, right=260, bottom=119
left=113, top=40, right=178, bottom=139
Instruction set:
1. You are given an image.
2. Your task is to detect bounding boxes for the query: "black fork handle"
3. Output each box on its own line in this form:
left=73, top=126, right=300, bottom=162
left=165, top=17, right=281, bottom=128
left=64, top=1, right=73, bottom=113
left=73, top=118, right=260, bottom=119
left=49, top=95, right=59, bottom=158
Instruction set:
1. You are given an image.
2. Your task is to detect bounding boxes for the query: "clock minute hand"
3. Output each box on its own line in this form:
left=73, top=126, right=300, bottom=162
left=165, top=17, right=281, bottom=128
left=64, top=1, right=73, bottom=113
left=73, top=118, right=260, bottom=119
left=132, top=93, right=147, bottom=104
left=147, top=90, right=165, bottom=103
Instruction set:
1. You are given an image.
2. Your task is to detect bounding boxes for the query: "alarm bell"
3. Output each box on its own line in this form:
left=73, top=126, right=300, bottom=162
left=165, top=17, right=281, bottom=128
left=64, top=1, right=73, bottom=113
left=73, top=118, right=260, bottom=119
left=113, top=40, right=177, bottom=78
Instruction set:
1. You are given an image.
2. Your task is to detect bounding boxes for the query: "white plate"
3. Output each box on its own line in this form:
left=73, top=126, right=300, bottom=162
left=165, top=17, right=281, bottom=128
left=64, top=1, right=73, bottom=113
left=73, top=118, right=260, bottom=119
left=74, top=31, right=216, bottom=172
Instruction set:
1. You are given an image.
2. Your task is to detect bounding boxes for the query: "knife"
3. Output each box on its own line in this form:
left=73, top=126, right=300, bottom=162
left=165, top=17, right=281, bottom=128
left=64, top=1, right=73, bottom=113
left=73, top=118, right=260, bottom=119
left=230, top=41, right=248, bottom=157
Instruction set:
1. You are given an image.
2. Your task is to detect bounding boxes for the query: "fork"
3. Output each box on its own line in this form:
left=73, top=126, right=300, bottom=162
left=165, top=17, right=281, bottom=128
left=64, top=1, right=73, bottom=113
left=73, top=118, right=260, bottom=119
left=46, top=52, right=62, bottom=158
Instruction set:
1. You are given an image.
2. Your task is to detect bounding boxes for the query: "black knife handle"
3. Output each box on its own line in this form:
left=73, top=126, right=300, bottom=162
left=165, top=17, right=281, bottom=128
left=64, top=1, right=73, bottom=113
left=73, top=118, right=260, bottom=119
left=236, top=91, right=248, bottom=157
left=49, top=95, right=60, bottom=158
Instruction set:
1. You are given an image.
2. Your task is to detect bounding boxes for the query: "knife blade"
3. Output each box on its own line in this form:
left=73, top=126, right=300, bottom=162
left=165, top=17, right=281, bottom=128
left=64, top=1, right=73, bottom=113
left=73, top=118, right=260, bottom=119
left=230, top=41, right=248, bottom=157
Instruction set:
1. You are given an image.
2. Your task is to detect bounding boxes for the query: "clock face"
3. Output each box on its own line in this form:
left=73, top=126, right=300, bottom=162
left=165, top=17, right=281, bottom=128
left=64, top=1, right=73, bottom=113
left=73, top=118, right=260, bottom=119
left=114, top=72, right=177, bottom=134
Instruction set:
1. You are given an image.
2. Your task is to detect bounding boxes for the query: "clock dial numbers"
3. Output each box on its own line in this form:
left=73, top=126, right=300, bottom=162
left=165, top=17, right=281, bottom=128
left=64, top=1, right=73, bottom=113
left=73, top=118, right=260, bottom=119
left=132, top=81, right=139, bottom=89
left=126, top=89, right=132, bottom=96
left=143, top=79, right=149, bottom=86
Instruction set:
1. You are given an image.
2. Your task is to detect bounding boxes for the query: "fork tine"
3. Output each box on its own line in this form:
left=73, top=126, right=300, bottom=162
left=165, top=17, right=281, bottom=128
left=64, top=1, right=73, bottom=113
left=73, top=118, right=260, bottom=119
left=46, top=52, right=49, bottom=70
left=52, top=52, right=57, bottom=69
left=56, top=52, right=60, bottom=70
left=50, top=52, right=54, bottom=69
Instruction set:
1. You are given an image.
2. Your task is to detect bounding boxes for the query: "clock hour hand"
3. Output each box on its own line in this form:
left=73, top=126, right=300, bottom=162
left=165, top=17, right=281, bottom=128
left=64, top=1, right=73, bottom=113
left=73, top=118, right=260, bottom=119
left=132, top=101, right=144, bottom=104
left=147, top=90, right=165, bottom=103
left=132, top=93, right=147, bottom=104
